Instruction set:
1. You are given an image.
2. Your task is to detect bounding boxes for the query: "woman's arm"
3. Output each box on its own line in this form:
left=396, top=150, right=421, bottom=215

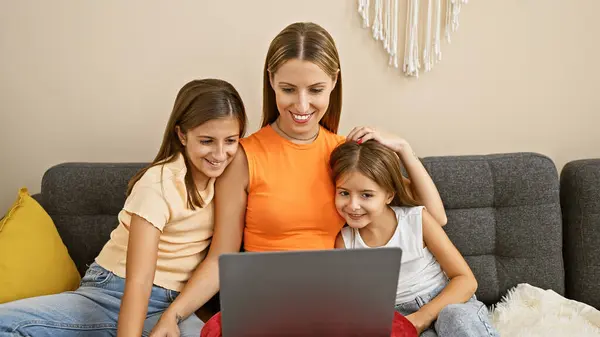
left=117, top=215, right=161, bottom=337
left=398, top=145, right=448, bottom=226
left=409, top=209, right=477, bottom=331
left=159, top=149, right=249, bottom=323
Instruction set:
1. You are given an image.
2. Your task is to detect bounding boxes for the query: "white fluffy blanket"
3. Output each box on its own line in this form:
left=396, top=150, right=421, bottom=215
left=490, top=283, right=600, bottom=336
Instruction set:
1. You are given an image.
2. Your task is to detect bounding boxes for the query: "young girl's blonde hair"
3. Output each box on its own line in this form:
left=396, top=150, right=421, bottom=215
left=329, top=140, right=421, bottom=207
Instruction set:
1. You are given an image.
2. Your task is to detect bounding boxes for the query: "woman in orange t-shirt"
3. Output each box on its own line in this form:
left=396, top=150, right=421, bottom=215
left=162, top=22, right=449, bottom=324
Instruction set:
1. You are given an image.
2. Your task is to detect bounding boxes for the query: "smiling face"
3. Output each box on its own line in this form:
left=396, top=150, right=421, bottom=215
left=335, top=170, right=395, bottom=229
left=177, top=117, right=240, bottom=188
left=270, top=58, right=337, bottom=140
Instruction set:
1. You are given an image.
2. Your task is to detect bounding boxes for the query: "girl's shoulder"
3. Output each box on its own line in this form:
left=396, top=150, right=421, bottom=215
left=391, top=206, right=425, bottom=219
left=390, top=206, right=426, bottom=257
left=131, top=154, right=187, bottom=194
left=122, top=155, right=189, bottom=231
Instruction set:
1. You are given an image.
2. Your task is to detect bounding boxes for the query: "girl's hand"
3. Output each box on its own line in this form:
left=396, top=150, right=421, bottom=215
left=405, top=311, right=434, bottom=335
left=149, top=312, right=180, bottom=337
left=346, top=126, right=413, bottom=156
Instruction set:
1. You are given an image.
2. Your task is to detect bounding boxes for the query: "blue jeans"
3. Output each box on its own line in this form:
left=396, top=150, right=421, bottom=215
left=395, top=283, right=498, bottom=337
left=0, top=262, right=204, bottom=337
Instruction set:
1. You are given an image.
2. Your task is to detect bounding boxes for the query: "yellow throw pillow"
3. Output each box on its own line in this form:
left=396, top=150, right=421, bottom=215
left=0, top=188, right=81, bottom=303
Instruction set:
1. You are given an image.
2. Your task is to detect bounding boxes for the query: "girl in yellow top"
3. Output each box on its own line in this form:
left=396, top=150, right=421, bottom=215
left=0, top=79, right=247, bottom=337
left=151, top=22, right=449, bottom=335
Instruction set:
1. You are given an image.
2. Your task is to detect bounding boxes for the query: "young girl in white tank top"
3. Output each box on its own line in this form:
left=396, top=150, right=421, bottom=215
left=330, top=140, right=498, bottom=337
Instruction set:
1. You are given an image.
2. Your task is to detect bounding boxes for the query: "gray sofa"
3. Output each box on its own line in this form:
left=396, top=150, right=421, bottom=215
left=31, top=152, right=600, bottom=315
left=560, top=159, right=600, bottom=309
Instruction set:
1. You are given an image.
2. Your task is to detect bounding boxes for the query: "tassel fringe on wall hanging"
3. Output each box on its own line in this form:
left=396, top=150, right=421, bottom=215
left=358, top=0, right=469, bottom=78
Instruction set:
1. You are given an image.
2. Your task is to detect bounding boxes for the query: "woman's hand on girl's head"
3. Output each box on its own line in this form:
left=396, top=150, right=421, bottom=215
left=346, top=126, right=412, bottom=155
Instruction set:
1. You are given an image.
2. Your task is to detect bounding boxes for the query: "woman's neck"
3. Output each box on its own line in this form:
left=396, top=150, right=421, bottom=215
left=271, top=118, right=320, bottom=144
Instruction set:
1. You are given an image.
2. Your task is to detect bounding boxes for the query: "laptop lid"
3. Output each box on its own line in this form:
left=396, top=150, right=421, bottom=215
left=219, top=247, right=402, bottom=337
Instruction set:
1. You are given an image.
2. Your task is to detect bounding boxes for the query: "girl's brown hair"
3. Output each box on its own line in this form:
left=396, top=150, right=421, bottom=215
left=330, top=140, right=420, bottom=207
left=127, top=78, right=247, bottom=209
left=262, top=22, right=342, bottom=134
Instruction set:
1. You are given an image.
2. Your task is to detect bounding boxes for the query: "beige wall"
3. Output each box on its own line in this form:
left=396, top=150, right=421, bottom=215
left=1, top=0, right=599, bottom=213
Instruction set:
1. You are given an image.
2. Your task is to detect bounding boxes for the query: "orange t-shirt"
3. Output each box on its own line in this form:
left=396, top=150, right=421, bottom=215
left=240, top=125, right=346, bottom=252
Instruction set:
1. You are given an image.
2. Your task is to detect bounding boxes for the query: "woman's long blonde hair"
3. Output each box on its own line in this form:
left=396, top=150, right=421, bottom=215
left=261, top=22, right=342, bottom=134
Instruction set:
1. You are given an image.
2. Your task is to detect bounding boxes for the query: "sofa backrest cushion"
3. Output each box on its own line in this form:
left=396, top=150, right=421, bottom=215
left=39, top=163, right=148, bottom=275
left=421, top=153, right=564, bottom=305
left=560, top=159, right=600, bottom=309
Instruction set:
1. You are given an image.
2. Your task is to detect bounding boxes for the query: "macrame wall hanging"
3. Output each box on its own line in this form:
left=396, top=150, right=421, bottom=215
left=358, top=0, right=469, bottom=78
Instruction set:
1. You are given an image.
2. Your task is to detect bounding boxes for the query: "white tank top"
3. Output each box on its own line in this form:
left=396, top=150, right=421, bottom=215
left=340, top=206, right=448, bottom=304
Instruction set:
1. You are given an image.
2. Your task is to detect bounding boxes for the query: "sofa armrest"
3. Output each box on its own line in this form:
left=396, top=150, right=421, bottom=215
left=561, top=159, right=600, bottom=309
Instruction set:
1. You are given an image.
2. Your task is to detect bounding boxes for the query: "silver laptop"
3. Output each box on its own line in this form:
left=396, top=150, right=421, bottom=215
left=218, top=247, right=402, bottom=337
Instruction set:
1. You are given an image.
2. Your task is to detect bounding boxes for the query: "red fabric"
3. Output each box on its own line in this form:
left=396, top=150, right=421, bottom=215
left=200, top=311, right=417, bottom=337
left=200, top=312, right=222, bottom=337
left=391, top=312, right=419, bottom=337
